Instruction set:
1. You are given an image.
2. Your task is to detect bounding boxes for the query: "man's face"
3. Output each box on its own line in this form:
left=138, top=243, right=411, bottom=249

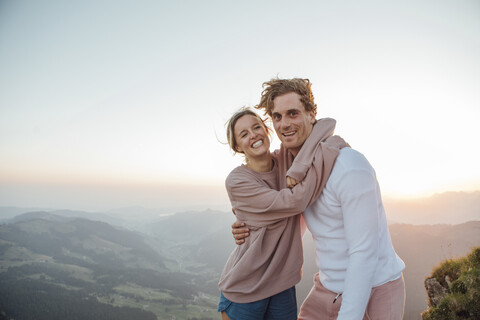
left=271, top=92, right=315, bottom=156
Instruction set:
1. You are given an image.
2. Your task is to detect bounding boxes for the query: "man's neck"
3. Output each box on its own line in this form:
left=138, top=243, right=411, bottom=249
left=288, top=147, right=301, bottom=158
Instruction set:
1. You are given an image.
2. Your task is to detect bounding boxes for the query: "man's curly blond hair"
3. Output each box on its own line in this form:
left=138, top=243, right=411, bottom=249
left=256, top=78, right=317, bottom=117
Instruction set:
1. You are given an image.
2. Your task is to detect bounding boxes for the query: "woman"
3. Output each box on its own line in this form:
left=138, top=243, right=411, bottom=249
left=218, top=108, right=346, bottom=320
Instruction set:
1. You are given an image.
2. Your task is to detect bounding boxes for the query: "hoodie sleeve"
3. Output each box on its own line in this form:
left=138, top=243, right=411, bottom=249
left=287, top=118, right=336, bottom=181
left=225, top=167, right=320, bottom=225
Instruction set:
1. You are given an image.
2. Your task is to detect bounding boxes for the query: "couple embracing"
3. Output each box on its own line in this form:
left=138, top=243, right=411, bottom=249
left=217, top=78, right=405, bottom=320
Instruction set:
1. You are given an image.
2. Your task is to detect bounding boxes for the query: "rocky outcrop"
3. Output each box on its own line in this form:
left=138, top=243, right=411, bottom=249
left=424, top=277, right=448, bottom=307
left=422, top=247, right=480, bottom=320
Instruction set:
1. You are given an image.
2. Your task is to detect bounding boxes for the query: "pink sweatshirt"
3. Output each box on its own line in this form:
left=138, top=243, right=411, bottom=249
left=218, top=118, right=347, bottom=303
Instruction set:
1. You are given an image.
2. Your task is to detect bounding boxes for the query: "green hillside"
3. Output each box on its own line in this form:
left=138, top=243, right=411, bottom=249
left=4, top=208, right=478, bottom=319
left=422, top=247, right=480, bottom=320
left=0, top=213, right=220, bottom=320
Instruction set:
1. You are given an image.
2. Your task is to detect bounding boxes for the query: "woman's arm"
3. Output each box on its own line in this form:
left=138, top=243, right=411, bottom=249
left=226, top=168, right=319, bottom=225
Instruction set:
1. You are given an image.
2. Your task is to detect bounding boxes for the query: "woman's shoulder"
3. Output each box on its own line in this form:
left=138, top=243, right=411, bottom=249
left=225, top=163, right=278, bottom=190
left=227, top=164, right=250, bottom=176
left=225, top=165, right=251, bottom=186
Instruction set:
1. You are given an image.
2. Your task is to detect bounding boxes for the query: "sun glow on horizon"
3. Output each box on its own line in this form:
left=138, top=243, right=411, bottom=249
left=1, top=1, right=479, bottom=211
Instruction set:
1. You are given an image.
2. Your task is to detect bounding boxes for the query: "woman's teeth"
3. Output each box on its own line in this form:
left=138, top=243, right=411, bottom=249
left=252, top=140, right=263, bottom=148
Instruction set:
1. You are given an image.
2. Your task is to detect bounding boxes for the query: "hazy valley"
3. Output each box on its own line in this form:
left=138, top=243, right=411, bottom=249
left=0, top=191, right=479, bottom=320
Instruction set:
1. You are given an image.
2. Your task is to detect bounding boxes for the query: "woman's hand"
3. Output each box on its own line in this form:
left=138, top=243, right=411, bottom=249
left=287, top=176, right=300, bottom=188
left=231, top=221, right=250, bottom=245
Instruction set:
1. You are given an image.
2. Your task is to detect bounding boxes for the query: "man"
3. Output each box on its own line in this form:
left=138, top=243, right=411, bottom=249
left=232, top=78, right=405, bottom=319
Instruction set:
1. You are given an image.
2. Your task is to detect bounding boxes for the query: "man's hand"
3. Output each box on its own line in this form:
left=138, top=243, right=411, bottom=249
left=287, top=176, right=300, bottom=188
left=231, top=221, right=250, bottom=245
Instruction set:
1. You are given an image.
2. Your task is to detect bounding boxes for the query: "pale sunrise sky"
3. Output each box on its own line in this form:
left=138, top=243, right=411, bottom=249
left=1, top=0, right=479, bottom=211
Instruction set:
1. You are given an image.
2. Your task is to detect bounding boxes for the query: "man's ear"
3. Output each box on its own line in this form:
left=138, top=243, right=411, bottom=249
left=309, top=110, right=316, bottom=124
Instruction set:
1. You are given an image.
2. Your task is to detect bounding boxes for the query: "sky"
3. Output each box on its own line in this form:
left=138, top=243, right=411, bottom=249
left=1, top=0, right=479, bottom=212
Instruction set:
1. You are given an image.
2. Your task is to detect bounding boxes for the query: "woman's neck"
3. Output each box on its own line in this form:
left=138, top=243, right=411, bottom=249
left=246, top=153, right=273, bottom=172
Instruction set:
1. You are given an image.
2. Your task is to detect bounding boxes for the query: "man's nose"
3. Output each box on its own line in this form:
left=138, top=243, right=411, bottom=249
left=280, top=117, right=290, bottom=129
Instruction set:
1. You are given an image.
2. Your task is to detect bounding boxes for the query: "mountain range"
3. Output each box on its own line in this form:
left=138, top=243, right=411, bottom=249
left=1, top=191, right=479, bottom=319
left=0, top=212, right=224, bottom=320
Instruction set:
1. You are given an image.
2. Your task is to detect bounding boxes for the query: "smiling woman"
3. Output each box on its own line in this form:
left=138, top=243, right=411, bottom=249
left=227, top=109, right=272, bottom=172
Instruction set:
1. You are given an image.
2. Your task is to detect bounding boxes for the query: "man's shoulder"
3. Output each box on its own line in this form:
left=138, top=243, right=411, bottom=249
left=333, top=147, right=374, bottom=173
left=325, top=147, right=377, bottom=195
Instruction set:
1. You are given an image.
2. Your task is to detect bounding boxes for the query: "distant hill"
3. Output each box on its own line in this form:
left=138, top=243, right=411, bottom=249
left=422, top=246, right=480, bottom=319
left=390, top=222, right=480, bottom=320
left=136, top=209, right=480, bottom=319
left=296, top=221, right=480, bottom=320
left=9, top=211, right=71, bottom=224
left=3, top=191, right=478, bottom=227
left=0, top=206, right=53, bottom=222
left=0, top=212, right=220, bottom=320
left=146, top=209, right=234, bottom=241
left=0, top=206, right=125, bottom=227
left=1, top=194, right=479, bottom=319
left=384, top=191, right=480, bottom=225
left=146, top=209, right=237, bottom=274
left=2, top=211, right=166, bottom=270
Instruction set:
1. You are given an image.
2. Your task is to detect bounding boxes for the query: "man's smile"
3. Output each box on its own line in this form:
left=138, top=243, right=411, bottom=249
left=282, top=130, right=296, bottom=137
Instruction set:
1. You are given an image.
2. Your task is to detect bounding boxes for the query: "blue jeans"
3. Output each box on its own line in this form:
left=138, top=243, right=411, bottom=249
left=218, top=287, right=297, bottom=320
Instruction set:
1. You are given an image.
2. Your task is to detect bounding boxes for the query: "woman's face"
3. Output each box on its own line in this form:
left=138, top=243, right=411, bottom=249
left=234, top=114, right=270, bottom=160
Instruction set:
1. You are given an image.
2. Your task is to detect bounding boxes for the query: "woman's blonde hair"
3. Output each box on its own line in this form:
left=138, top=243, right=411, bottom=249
left=226, top=107, right=271, bottom=155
